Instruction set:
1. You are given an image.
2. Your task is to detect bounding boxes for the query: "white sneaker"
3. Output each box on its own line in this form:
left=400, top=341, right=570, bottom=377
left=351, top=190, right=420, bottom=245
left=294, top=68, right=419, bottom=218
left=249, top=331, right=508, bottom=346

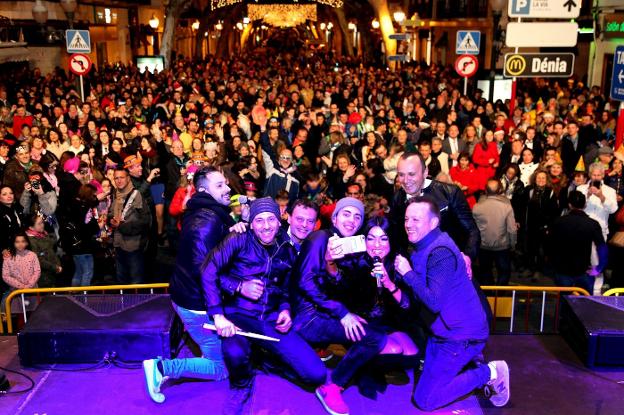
left=143, top=359, right=168, bottom=403
left=486, top=360, right=510, bottom=407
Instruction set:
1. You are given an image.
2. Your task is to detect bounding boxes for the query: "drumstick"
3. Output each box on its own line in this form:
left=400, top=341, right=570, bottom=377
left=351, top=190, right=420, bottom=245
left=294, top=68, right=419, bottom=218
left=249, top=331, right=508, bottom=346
left=203, top=323, right=280, bottom=342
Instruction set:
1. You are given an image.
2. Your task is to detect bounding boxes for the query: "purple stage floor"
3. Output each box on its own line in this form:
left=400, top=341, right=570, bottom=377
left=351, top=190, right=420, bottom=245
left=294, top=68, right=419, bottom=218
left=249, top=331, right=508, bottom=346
left=1, top=335, right=623, bottom=415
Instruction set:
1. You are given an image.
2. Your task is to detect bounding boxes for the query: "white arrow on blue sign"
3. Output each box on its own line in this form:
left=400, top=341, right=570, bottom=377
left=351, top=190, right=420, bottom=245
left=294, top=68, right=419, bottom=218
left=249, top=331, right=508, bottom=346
left=66, top=30, right=91, bottom=54
left=456, top=31, right=480, bottom=55
left=611, top=45, right=624, bottom=102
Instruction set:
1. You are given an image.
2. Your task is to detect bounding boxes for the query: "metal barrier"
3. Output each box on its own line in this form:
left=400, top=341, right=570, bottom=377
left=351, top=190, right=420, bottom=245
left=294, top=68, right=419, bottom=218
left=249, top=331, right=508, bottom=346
left=481, top=286, right=590, bottom=334
left=603, top=288, right=624, bottom=296
left=0, top=284, right=592, bottom=336
left=1, top=283, right=169, bottom=334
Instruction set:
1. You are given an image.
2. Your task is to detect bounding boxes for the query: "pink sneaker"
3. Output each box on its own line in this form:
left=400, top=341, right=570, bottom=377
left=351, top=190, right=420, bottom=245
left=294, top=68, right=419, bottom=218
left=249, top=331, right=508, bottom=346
left=316, top=383, right=349, bottom=415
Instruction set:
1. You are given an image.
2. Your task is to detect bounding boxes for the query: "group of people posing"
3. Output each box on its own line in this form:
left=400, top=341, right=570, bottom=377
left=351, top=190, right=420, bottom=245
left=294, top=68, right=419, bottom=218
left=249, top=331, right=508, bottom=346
left=142, top=153, right=510, bottom=415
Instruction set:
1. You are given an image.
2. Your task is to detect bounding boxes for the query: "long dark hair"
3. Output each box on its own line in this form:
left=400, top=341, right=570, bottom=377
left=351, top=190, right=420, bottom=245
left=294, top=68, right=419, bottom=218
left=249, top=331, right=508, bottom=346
left=8, top=231, right=30, bottom=257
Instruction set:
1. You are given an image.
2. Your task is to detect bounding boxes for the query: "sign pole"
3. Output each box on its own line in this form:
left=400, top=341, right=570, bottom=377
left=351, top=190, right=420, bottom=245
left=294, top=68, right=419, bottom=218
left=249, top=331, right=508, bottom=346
left=463, top=77, right=468, bottom=96
left=79, top=75, right=84, bottom=103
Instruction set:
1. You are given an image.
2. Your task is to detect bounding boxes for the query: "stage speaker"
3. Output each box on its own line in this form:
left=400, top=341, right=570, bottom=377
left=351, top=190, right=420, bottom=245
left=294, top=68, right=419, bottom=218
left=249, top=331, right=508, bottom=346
left=560, top=296, right=624, bottom=368
left=17, top=294, right=181, bottom=366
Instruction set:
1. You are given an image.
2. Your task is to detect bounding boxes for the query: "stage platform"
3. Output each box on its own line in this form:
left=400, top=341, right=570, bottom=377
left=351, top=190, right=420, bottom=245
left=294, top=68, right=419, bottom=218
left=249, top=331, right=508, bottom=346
left=1, top=334, right=623, bottom=415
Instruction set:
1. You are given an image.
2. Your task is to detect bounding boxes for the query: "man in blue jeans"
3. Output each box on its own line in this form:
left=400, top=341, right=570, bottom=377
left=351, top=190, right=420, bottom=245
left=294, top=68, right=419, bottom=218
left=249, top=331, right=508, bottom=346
left=394, top=197, right=510, bottom=411
left=142, top=166, right=236, bottom=403
left=204, top=198, right=327, bottom=415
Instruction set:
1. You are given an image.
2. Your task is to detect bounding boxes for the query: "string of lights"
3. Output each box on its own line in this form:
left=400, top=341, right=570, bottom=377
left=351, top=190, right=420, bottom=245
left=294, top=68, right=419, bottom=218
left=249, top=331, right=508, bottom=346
left=211, top=0, right=343, bottom=11
left=248, top=4, right=317, bottom=27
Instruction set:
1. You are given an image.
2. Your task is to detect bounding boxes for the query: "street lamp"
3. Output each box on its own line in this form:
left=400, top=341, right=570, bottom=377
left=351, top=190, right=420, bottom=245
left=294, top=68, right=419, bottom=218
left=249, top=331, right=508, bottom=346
left=149, top=14, right=160, bottom=55
left=60, top=0, right=77, bottom=29
left=489, top=0, right=506, bottom=102
left=191, top=20, right=200, bottom=31
left=393, top=11, right=405, bottom=24
left=149, top=14, right=159, bottom=30
left=320, top=22, right=326, bottom=31
left=371, top=19, right=380, bottom=30
left=32, top=0, right=48, bottom=25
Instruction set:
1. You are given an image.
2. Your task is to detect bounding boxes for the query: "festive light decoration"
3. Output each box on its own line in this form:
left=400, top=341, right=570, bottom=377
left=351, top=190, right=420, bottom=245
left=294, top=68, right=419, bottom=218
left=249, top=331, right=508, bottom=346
left=248, top=4, right=317, bottom=27
left=211, top=0, right=343, bottom=11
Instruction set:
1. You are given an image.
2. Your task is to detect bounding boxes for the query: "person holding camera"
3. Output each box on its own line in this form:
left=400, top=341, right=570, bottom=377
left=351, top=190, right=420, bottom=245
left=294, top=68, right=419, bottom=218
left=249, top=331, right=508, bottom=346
left=19, top=168, right=57, bottom=219
left=292, top=197, right=387, bottom=415
left=576, top=162, right=618, bottom=241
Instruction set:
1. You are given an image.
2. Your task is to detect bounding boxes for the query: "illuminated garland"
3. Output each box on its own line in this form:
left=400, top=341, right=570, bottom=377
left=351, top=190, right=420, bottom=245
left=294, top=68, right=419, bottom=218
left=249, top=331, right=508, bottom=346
left=211, top=0, right=243, bottom=11
left=211, top=0, right=343, bottom=11
left=248, top=4, right=317, bottom=27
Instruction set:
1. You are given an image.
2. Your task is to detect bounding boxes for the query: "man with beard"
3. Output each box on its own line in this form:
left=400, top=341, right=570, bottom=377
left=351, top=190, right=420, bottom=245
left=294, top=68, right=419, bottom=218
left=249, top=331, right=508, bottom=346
left=143, top=166, right=233, bottom=403
left=203, top=197, right=326, bottom=415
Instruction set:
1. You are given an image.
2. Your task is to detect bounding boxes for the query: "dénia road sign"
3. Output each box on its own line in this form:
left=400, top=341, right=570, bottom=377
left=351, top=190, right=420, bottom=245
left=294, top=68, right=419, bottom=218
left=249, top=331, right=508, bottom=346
left=504, top=53, right=574, bottom=78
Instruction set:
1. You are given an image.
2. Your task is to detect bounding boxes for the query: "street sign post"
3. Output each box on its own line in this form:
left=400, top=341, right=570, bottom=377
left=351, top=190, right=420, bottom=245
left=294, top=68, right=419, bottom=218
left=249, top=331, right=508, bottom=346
left=503, top=53, right=574, bottom=78
left=66, top=30, right=91, bottom=54
left=506, top=22, right=578, bottom=48
left=456, top=31, right=480, bottom=55
left=68, top=53, right=92, bottom=102
left=612, top=46, right=624, bottom=149
left=389, top=33, right=411, bottom=41
left=455, top=54, right=479, bottom=95
left=508, top=0, right=581, bottom=19
left=611, top=46, right=624, bottom=102
left=387, top=55, right=410, bottom=62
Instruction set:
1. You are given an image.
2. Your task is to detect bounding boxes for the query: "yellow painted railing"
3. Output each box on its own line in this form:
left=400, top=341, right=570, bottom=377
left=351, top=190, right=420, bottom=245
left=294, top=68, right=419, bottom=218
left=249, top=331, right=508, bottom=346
left=603, top=288, right=624, bottom=296
left=2, top=283, right=169, bottom=334
left=481, top=286, right=590, bottom=333
left=0, top=284, right=593, bottom=335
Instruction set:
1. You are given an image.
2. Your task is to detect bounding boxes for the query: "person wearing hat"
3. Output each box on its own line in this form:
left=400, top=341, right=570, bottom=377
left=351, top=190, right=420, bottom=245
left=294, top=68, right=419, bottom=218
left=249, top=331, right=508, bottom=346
left=202, top=197, right=326, bottom=415
left=293, top=197, right=387, bottom=415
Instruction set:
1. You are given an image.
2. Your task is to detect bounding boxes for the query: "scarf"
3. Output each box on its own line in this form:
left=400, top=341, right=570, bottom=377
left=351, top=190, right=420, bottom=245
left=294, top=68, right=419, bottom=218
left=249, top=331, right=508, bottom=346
left=26, top=228, right=47, bottom=239
left=112, top=182, right=135, bottom=219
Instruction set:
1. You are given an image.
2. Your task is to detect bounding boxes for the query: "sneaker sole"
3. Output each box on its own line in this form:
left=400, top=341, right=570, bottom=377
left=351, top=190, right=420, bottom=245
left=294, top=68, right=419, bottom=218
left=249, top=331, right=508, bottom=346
left=319, top=354, right=334, bottom=362
left=315, top=389, right=349, bottom=415
left=490, top=362, right=510, bottom=407
left=143, top=360, right=165, bottom=404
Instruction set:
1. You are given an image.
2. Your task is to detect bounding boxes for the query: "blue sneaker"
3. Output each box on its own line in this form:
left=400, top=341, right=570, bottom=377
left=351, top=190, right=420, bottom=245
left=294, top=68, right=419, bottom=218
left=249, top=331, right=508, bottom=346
left=143, top=359, right=168, bottom=403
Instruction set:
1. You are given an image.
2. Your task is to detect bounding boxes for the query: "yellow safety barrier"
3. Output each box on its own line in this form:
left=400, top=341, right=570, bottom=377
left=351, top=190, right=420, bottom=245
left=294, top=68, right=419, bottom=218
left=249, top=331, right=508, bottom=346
left=2, top=283, right=169, bottom=334
left=480, top=285, right=590, bottom=333
left=0, top=284, right=592, bottom=335
left=603, top=288, right=624, bottom=296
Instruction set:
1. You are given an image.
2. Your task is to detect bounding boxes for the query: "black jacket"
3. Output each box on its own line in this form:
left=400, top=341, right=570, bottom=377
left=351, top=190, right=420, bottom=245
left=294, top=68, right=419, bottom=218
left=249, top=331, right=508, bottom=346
left=169, top=192, right=234, bottom=311
left=391, top=180, right=481, bottom=259
left=202, top=229, right=296, bottom=320
left=0, top=202, right=24, bottom=251
left=292, top=228, right=363, bottom=320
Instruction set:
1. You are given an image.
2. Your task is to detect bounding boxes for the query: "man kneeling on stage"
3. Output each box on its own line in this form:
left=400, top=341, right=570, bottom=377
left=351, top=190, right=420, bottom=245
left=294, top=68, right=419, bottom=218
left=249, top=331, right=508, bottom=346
left=394, top=197, right=510, bottom=411
left=202, top=197, right=326, bottom=415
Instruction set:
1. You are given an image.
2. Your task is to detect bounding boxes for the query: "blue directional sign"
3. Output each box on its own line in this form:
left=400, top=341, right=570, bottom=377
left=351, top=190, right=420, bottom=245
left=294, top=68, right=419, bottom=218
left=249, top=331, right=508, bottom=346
left=612, top=45, right=624, bottom=101
left=456, top=31, right=480, bottom=55
left=387, top=55, right=410, bottom=62
left=66, top=30, right=91, bottom=54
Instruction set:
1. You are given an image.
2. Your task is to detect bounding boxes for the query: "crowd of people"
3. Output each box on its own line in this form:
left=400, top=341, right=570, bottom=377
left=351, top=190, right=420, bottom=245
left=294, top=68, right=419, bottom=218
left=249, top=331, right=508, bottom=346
left=0, top=50, right=621, bottom=412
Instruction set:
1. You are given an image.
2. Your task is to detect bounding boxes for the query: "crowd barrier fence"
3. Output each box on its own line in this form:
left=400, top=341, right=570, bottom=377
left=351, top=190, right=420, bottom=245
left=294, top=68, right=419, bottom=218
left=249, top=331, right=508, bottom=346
left=1, top=284, right=592, bottom=335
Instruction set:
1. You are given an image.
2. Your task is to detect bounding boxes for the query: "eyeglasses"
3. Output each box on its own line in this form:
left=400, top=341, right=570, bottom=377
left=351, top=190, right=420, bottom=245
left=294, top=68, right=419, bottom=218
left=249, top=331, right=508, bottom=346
left=346, top=191, right=362, bottom=196
left=279, top=156, right=292, bottom=161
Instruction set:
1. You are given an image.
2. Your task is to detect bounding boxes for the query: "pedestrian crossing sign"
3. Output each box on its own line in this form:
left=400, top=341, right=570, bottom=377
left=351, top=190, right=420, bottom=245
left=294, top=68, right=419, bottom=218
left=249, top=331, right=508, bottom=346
left=456, top=31, right=480, bottom=55
left=66, top=30, right=91, bottom=53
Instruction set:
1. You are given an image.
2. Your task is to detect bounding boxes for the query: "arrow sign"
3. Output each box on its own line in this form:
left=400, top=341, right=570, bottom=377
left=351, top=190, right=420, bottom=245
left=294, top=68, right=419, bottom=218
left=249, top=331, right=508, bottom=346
left=564, top=0, right=577, bottom=12
left=611, top=46, right=624, bottom=101
left=508, top=0, right=581, bottom=18
left=389, top=33, right=411, bottom=41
